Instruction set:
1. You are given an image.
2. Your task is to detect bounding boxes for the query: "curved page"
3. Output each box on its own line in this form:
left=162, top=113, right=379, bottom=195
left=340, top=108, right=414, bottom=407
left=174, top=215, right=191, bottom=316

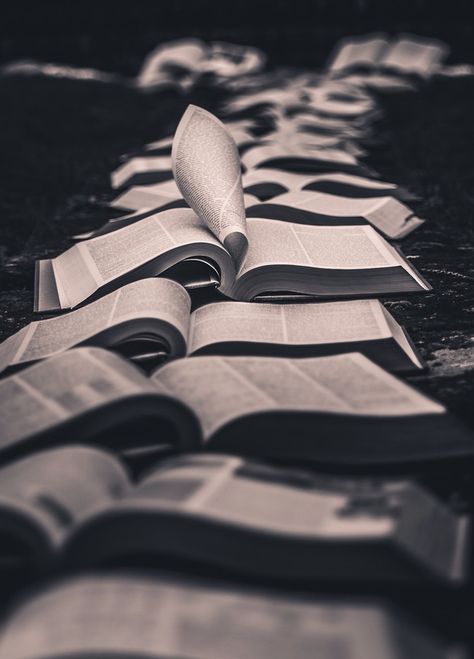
left=172, top=104, right=248, bottom=267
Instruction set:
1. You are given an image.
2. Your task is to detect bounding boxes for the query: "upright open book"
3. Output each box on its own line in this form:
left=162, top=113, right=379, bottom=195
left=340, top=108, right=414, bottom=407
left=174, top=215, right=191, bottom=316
left=34, top=105, right=430, bottom=312
left=1, top=347, right=472, bottom=467
left=0, top=446, right=468, bottom=585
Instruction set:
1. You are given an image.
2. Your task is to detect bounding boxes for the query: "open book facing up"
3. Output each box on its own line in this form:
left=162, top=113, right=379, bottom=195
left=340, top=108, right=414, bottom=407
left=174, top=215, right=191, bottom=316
left=0, top=278, right=424, bottom=375
left=0, top=446, right=469, bottom=585
left=246, top=189, right=424, bottom=240
left=34, top=206, right=430, bottom=313
left=327, top=33, right=449, bottom=79
left=1, top=347, right=472, bottom=468
left=242, top=168, right=418, bottom=203
left=111, top=155, right=172, bottom=189
left=111, top=118, right=259, bottom=190
left=0, top=575, right=456, bottom=659
left=107, top=169, right=409, bottom=216
left=240, top=141, right=364, bottom=175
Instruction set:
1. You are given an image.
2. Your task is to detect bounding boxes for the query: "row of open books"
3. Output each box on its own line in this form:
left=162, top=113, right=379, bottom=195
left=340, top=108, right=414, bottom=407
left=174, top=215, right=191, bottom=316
left=0, top=33, right=472, bottom=659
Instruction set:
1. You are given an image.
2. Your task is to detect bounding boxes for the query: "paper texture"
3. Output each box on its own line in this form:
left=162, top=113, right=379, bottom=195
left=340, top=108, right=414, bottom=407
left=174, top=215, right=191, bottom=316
left=0, top=447, right=129, bottom=547
left=188, top=298, right=390, bottom=354
left=0, top=348, right=153, bottom=450
left=241, top=142, right=358, bottom=171
left=239, top=220, right=400, bottom=277
left=155, top=353, right=444, bottom=439
left=172, top=104, right=248, bottom=266
left=51, top=209, right=224, bottom=309
left=327, top=35, right=389, bottom=72
left=0, top=575, right=407, bottom=659
left=0, top=279, right=190, bottom=371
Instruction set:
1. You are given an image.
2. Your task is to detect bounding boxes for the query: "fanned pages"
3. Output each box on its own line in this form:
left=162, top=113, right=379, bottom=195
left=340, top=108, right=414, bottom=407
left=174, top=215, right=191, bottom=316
left=172, top=104, right=248, bottom=267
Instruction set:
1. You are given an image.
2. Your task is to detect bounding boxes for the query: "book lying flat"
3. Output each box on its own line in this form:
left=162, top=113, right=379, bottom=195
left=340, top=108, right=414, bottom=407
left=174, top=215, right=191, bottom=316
left=34, top=207, right=430, bottom=312
left=327, top=33, right=448, bottom=79
left=111, top=156, right=173, bottom=188
left=242, top=168, right=408, bottom=201
left=0, top=446, right=468, bottom=585
left=0, top=574, right=454, bottom=659
left=73, top=194, right=261, bottom=242
left=246, top=189, right=424, bottom=240
left=1, top=347, right=472, bottom=467
left=37, top=105, right=429, bottom=309
left=1, top=278, right=424, bottom=374
left=241, top=142, right=363, bottom=174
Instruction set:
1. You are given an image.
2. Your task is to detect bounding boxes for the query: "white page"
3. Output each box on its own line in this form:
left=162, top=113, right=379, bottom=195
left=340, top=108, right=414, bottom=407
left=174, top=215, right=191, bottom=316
left=327, top=35, right=389, bottom=72
left=381, top=36, right=448, bottom=77
left=0, top=348, right=154, bottom=451
left=243, top=169, right=398, bottom=196
left=0, top=575, right=409, bottom=659
left=172, top=105, right=248, bottom=266
left=241, top=143, right=358, bottom=171
left=111, top=156, right=171, bottom=188
left=188, top=298, right=391, bottom=353
left=5, top=279, right=191, bottom=370
left=155, top=353, right=444, bottom=440
left=52, top=208, right=223, bottom=309
left=239, top=219, right=401, bottom=278
left=197, top=463, right=396, bottom=539
left=111, top=180, right=182, bottom=211
left=136, top=38, right=206, bottom=91
left=223, top=87, right=301, bottom=113
left=0, top=446, right=129, bottom=547
left=262, top=190, right=422, bottom=238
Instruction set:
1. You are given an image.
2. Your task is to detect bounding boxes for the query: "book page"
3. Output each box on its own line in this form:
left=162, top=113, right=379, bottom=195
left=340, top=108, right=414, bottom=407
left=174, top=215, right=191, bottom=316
left=0, top=575, right=407, bottom=659
left=262, top=190, right=421, bottom=238
left=239, top=219, right=400, bottom=277
left=242, top=168, right=317, bottom=192
left=381, top=36, right=448, bottom=77
left=154, top=353, right=444, bottom=440
left=0, top=347, right=155, bottom=451
left=266, top=190, right=386, bottom=216
left=0, top=446, right=129, bottom=548
left=5, top=279, right=191, bottom=370
left=327, top=35, right=389, bottom=72
left=52, top=208, right=225, bottom=309
left=241, top=143, right=358, bottom=171
left=188, top=298, right=391, bottom=353
left=111, top=156, right=171, bottom=188
left=150, top=455, right=396, bottom=540
left=172, top=105, right=248, bottom=266
left=303, top=172, right=398, bottom=193
left=111, top=178, right=182, bottom=211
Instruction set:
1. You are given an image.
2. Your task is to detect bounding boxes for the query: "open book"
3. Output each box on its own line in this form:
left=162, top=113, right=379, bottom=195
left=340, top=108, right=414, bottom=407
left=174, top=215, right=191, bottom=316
left=35, top=106, right=430, bottom=311
left=0, top=574, right=455, bottom=659
left=327, top=33, right=449, bottom=79
left=1, top=347, right=472, bottom=468
left=34, top=206, right=430, bottom=312
left=0, top=278, right=425, bottom=375
left=0, top=446, right=468, bottom=585
left=246, top=189, right=424, bottom=240
left=109, top=169, right=412, bottom=215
